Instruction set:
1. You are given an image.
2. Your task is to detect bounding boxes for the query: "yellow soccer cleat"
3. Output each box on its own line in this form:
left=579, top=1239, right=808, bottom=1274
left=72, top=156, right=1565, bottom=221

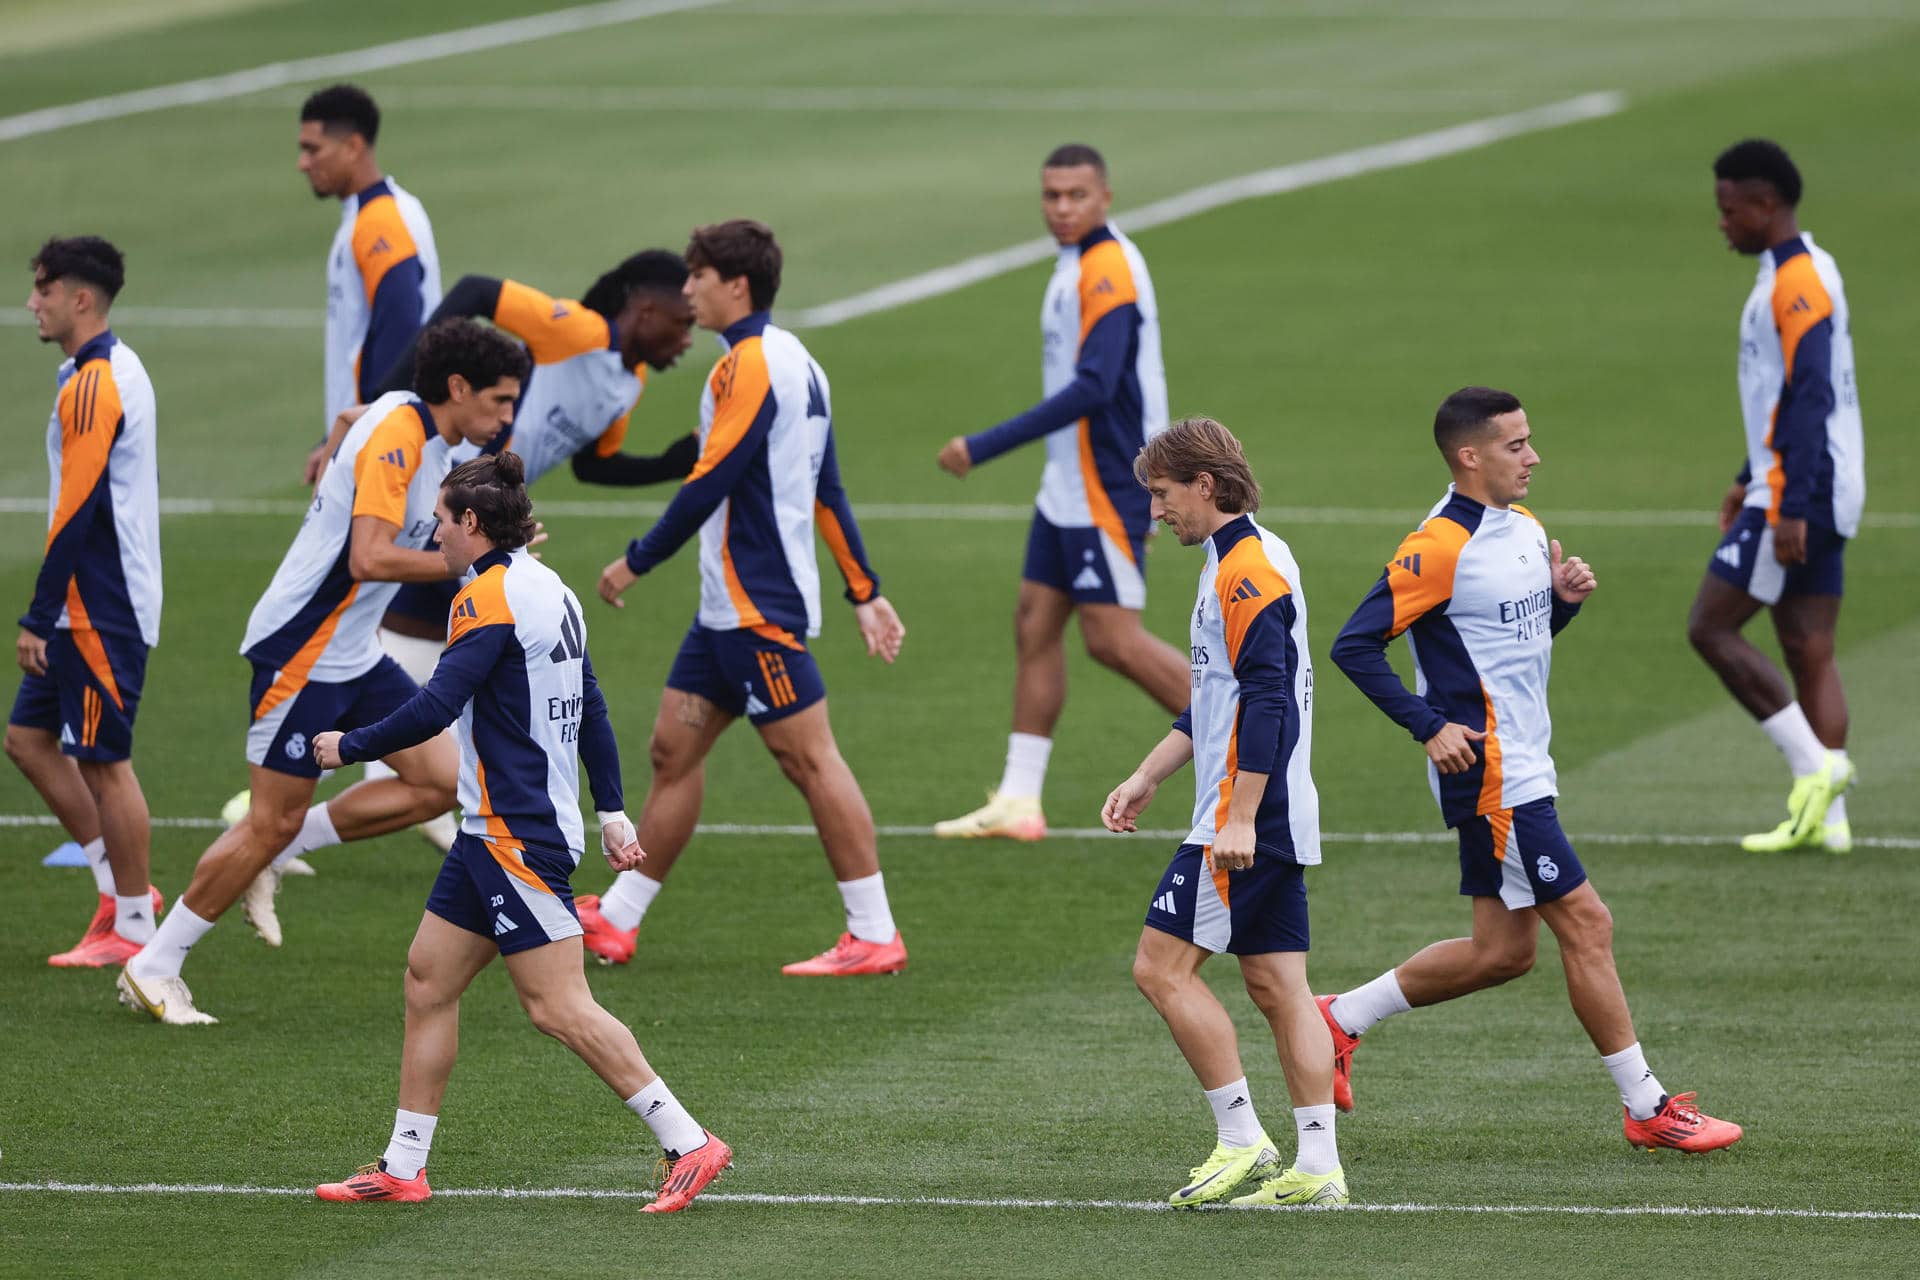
left=932, top=791, right=1046, bottom=841
left=1230, top=1163, right=1349, bottom=1207
left=116, top=969, right=219, bottom=1025
left=1168, top=1135, right=1279, bottom=1208
left=1741, top=753, right=1855, bottom=853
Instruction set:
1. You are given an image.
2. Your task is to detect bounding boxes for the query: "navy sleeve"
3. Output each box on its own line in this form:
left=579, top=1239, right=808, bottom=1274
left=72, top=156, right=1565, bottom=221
left=1550, top=594, right=1582, bottom=636
left=577, top=650, right=623, bottom=814
left=963, top=304, right=1137, bottom=466
left=358, top=259, right=428, bottom=402
left=337, top=622, right=508, bottom=762
left=1229, top=604, right=1293, bottom=776
left=1735, top=459, right=1752, bottom=486
left=1773, top=317, right=1836, bottom=522
left=372, top=275, right=501, bottom=397
left=815, top=431, right=882, bottom=604
left=1173, top=707, right=1193, bottom=738
left=626, top=393, right=777, bottom=575
left=1330, top=571, right=1449, bottom=743
left=570, top=433, right=700, bottom=487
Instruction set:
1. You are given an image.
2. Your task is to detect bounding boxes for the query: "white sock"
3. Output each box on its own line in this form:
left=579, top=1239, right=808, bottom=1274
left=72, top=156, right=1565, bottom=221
left=837, top=871, right=897, bottom=943
left=1329, top=968, right=1411, bottom=1038
left=599, top=870, right=661, bottom=932
left=1203, top=1077, right=1265, bottom=1149
left=1293, top=1103, right=1339, bottom=1175
left=626, top=1078, right=707, bottom=1157
left=381, top=1109, right=438, bottom=1180
left=81, top=836, right=115, bottom=895
left=1827, top=794, right=1849, bottom=826
left=271, top=803, right=340, bottom=869
left=1601, top=1041, right=1666, bottom=1121
left=115, top=893, right=157, bottom=943
left=1759, top=703, right=1826, bottom=776
left=995, top=732, right=1052, bottom=801
left=128, top=902, right=215, bottom=979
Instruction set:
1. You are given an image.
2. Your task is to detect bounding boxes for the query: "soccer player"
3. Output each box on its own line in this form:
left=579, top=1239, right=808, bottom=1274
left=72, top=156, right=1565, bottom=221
left=9, top=236, right=164, bottom=967
left=934, top=143, right=1186, bottom=841
left=1687, top=139, right=1864, bottom=854
left=1101, top=417, right=1346, bottom=1208
left=116, top=320, right=528, bottom=1025
left=1324, top=386, right=1742, bottom=1153
left=587, top=219, right=910, bottom=975
left=298, top=83, right=441, bottom=474
left=308, top=453, right=730, bottom=1213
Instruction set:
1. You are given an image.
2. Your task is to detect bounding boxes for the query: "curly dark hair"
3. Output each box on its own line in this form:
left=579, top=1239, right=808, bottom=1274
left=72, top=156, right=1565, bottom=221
left=442, top=451, right=537, bottom=550
left=300, top=84, right=381, bottom=144
left=1713, top=138, right=1802, bottom=206
left=31, top=236, right=125, bottom=302
left=412, top=318, right=530, bottom=401
left=582, top=249, right=688, bottom=319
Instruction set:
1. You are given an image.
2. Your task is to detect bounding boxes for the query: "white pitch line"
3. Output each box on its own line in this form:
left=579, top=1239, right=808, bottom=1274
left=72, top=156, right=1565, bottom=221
left=0, top=1180, right=1912, bottom=1220
left=0, top=0, right=729, bottom=144
left=788, top=91, right=1625, bottom=328
left=5, top=813, right=1915, bottom=850
left=0, top=496, right=1914, bottom=531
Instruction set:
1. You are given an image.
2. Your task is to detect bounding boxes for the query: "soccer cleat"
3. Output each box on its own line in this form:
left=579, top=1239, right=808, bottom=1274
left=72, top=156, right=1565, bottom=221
left=281, top=855, right=317, bottom=878
left=1818, top=819, right=1853, bottom=855
left=576, top=894, right=638, bottom=966
left=1230, top=1163, right=1350, bottom=1208
left=1169, top=1136, right=1281, bottom=1208
left=1315, top=994, right=1359, bottom=1113
left=932, top=790, right=1047, bottom=841
left=417, top=812, right=458, bottom=854
left=50, top=929, right=146, bottom=968
left=116, top=969, right=218, bottom=1025
left=220, top=788, right=251, bottom=828
left=316, top=1160, right=433, bottom=1203
left=49, top=887, right=164, bottom=967
left=1623, top=1091, right=1742, bottom=1153
left=242, top=863, right=285, bottom=948
left=780, top=931, right=907, bottom=977
left=642, top=1132, right=732, bottom=1214
left=1740, top=752, right=1856, bottom=853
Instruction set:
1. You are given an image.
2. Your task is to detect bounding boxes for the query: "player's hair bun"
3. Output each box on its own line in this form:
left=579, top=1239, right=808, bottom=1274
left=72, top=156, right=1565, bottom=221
left=442, top=451, right=537, bottom=550
left=493, top=450, right=526, bottom=488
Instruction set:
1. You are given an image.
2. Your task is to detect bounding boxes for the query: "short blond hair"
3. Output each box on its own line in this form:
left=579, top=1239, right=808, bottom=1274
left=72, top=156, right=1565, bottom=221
left=1132, top=416, right=1261, bottom=513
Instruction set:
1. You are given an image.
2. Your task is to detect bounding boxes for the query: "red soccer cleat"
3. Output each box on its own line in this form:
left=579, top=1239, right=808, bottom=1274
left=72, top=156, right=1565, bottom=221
left=1315, top=994, right=1359, bottom=1113
left=316, top=1160, right=433, bottom=1202
left=576, top=894, right=637, bottom=966
left=1623, top=1092, right=1743, bottom=1153
left=780, top=931, right=907, bottom=977
left=49, top=887, right=164, bottom=968
left=642, top=1132, right=732, bottom=1214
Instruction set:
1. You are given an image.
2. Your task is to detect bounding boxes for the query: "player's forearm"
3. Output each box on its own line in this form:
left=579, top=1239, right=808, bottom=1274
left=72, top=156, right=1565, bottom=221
left=338, top=687, right=459, bottom=763
left=964, top=376, right=1105, bottom=465
left=1134, top=729, right=1195, bottom=786
left=349, top=541, right=454, bottom=584
left=1223, top=768, right=1270, bottom=829
left=1330, top=628, right=1447, bottom=742
left=570, top=435, right=699, bottom=488
left=1549, top=595, right=1582, bottom=635
left=577, top=653, right=625, bottom=812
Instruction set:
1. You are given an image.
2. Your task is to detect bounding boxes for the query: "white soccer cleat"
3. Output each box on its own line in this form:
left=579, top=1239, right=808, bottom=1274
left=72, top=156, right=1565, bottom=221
left=932, top=790, right=1047, bottom=841
left=280, top=855, right=317, bottom=877
left=416, top=812, right=458, bottom=854
left=242, top=863, right=284, bottom=948
left=117, top=969, right=219, bottom=1025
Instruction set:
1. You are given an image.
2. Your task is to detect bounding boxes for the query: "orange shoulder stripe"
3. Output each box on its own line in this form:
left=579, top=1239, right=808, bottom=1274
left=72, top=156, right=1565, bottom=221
left=350, top=406, right=426, bottom=526
left=1771, top=254, right=1834, bottom=384
left=1213, top=537, right=1294, bottom=668
left=494, top=279, right=612, bottom=365
left=48, top=361, right=122, bottom=551
left=1078, top=238, right=1139, bottom=342
left=351, top=195, right=421, bottom=306
left=689, top=339, right=772, bottom=483
left=449, top=565, right=515, bottom=642
left=1386, top=516, right=1469, bottom=637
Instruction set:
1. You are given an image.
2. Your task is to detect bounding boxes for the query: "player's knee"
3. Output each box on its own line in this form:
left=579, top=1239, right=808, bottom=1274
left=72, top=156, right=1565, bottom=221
left=522, top=993, right=584, bottom=1044
left=1082, top=627, right=1131, bottom=671
left=767, top=739, right=831, bottom=789
left=648, top=732, right=698, bottom=782
left=1132, top=952, right=1177, bottom=1006
left=1685, top=610, right=1728, bottom=659
left=1778, top=631, right=1833, bottom=676
left=252, top=806, right=306, bottom=855
left=1564, top=896, right=1614, bottom=959
left=2, top=725, right=37, bottom=768
left=1482, top=945, right=1535, bottom=984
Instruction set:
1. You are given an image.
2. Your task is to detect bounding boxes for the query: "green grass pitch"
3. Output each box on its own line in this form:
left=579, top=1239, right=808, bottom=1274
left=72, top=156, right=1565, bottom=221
left=2, top=3, right=1917, bottom=1276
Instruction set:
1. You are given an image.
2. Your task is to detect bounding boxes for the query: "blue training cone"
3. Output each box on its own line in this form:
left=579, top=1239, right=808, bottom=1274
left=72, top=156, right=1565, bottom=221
left=42, top=841, right=88, bottom=867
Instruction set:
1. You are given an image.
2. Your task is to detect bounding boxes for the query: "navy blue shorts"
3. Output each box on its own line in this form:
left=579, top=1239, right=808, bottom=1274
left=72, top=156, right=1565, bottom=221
left=426, top=832, right=583, bottom=955
left=665, top=622, right=824, bottom=725
left=9, top=629, right=148, bottom=763
left=1022, top=510, right=1147, bottom=609
left=1457, top=797, right=1588, bottom=910
left=1144, top=843, right=1309, bottom=955
left=245, top=655, right=419, bottom=778
left=1706, top=507, right=1845, bottom=606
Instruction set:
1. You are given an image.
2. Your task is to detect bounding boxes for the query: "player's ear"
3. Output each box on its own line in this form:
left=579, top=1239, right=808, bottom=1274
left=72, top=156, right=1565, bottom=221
left=446, top=373, right=471, bottom=403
